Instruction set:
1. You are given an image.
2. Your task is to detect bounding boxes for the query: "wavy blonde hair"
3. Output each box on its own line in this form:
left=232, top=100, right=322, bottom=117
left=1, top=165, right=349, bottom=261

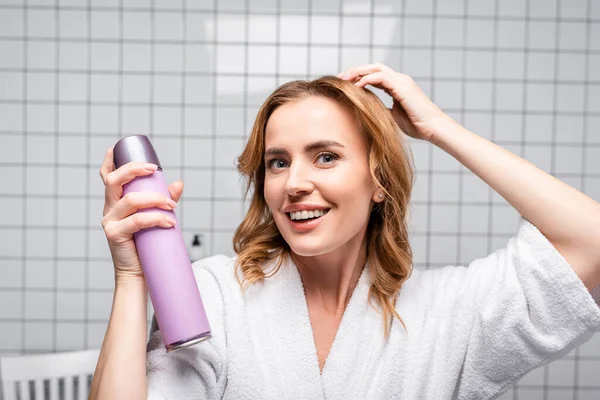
left=233, top=76, right=414, bottom=340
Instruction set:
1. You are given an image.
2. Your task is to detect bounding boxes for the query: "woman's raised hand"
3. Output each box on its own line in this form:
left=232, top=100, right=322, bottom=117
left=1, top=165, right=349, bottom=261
left=338, top=63, right=456, bottom=142
left=99, top=146, right=184, bottom=281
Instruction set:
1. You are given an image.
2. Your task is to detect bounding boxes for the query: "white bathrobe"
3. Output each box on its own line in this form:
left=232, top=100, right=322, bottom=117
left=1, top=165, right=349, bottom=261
left=146, top=218, right=600, bottom=399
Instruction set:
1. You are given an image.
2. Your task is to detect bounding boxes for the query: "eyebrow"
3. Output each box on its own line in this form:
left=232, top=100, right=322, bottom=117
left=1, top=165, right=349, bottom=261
left=264, top=140, right=345, bottom=158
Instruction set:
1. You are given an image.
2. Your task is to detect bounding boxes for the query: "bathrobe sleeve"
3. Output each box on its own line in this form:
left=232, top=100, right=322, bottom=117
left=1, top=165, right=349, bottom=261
left=431, top=218, right=600, bottom=400
left=146, top=256, right=228, bottom=400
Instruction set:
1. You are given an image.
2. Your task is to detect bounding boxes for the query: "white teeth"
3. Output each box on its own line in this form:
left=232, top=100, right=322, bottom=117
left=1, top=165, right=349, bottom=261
left=289, top=209, right=328, bottom=220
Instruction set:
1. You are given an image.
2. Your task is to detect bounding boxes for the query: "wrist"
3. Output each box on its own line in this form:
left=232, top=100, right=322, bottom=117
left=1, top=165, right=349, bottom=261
left=115, top=274, right=147, bottom=290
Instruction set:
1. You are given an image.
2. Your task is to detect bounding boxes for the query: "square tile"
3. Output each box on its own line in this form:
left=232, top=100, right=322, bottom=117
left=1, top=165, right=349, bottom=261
left=279, top=45, right=308, bottom=75
left=122, top=11, right=150, bottom=39
left=56, top=292, right=85, bottom=320
left=527, top=21, right=557, bottom=50
left=58, top=135, right=87, bottom=165
left=555, top=146, right=583, bottom=174
left=181, top=170, right=212, bottom=198
left=459, top=236, right=488, bottom=265
left=186, top=44, right=215, bottom=73
left=467, top=0, right=495, bottom=16
left=406, top=0, right=433, bottom=14
left=90, top=73, right=119, bottom=102
left=180, top=199, right=212, bottom=230
left=466, top=20, right=494, bottom=48
left=90, top=105, right=119, bottom=134
left=435, top=18, right=464, bottom=47
left=434, top=81, right=462, bottom=110
left=428, top=235, right=458, bottom=264
left=0, top=9, right=23, bottom=37
left=465, top=81, right=493, bottom=111
left=26, top=197, right=56, bottom=227
left=87, top=260, right=115, bottom=290
left=311, top=16, right=339, bottom=44
left=122, top=43, right=152, bottom=72
left=57, top=260, right=86, bottom=290
left=91, top=42, right=119, bottom=71
left=558, top=53, right=586, bottom=81
left=403, top=48, right=432, bottom=78
left=214, top=169, right=243, bottom=198
left=56, top=43, right=86, bottom=72
left=408, top=203, right=428, bottom=233
left=431, top=173, right=460, bottom=201
left=122, top=106, right=150, bottom=135
left=310, top=46, right=339, bottom=76
left=59, top=10, right=87, bottom=38
left=0, top=72, right=23, bottom=101
left=430, top=204, right=459, bottom=233
left=0, top=291, right=22, bottom=319
left=464, top=112, right=492, bottom=139
left=58, top=167, right=86, bottom=196
left=404, top=18, right=433, bottom=47
left=556, top=84, right=584, bottom=113
left=524, top=144, right=552, bottom=172
left=87, top=228, right=110, bottom=258
left=25, top=260, right=54, bottom=288
left=25, top=321, right=53, bottom=351
left=493, top=113, right=522, bottom=142
left=498, top=0, right=525, bottom=16
left=215, top=76, right=245, bottom=105
left=559, top=21, right=586, bottom=51
left=248, top=45, right=276, bottom=74
left=216, top=44, right=245, bottom=74
left=183, top=107, right=213, bottom=137
left=585, top=146, right=600, bottom=173
left=524, top=114, right=553, bottom=142
left=215, top=107, right=244, bottom=136
left=0, top=40, right=24, bottom=69
left=154, top=44, right=184, bottom=72
left=25, top=291, right=54, bottom=319
left=26, top=72, right=55, bottom=101
left=461, top=173, right=490, bottom=202
left=91, top=10, right=120, bottom=39
left=58, top=198, right=89, bottom=227
left=556, top=115, right=583, bottom=144
left=26, top=166, right=55, bottom=195
left=497, top=20, right=525, bottom=48
left=433, top=49, right=462, bottom=79
left=216, top=13, right=246, bottom=41
left=248, top=14, right=277, bottom=43
left=0, top=322, right=22, bottom=351
left=212, top=231, right=235, bottom=256
left=58, top=104, right=87, bottom=133
left=152, top=106, right=182, bottom=136
left=432, top=145, right=461, bottom=172
left=57, top=228, right=87, bottom=258
left=58, top=73, right=87, bottom=102
left=215, top=138, right=244, bottom=168
left=28, top=9, right=56, bottom=38
left=0, top=197, right=23, bottom=228
left=342, top=16, right=370, bottom=46
left=525, top=83, right=554, bottom=112
left=153, top=137, right=182, bottom=168
left=529, top=0, right=557, bottom=18
left=153, top=75, right=183, bottom=104
left=56, top=322, right=84, bottom=351
left=154, top=12, right=183, bottom=41
left=437, top=0, right=465, bottom=15
left=214, top=200, right=244, bottom=230
left=495, top=51, right=524, bottom=80
left=495, top=82, right=523, bottom=111
left=279, top=15, right=308, bottom=43
left=577, top=360, right=600, bottom=387
left=87, top=291, right=113, bottom=320
left=373, top=16, right=401, bottom=46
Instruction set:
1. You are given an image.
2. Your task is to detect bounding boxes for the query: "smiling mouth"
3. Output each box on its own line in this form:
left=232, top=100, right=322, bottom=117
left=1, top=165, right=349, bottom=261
left=286, top=209, right=330, bottom=221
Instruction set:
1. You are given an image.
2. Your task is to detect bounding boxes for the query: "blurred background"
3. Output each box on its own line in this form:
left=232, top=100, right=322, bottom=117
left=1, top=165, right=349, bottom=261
left=0, top=0, right=599, bottom=398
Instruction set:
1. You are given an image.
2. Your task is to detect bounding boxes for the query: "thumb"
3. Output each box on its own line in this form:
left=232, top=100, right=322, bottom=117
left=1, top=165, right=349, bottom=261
left=169, top=180, right=184, bottom=203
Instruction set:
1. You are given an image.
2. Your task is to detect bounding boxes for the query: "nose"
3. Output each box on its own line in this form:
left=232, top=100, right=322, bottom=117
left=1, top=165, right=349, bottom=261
left=284, top=161, right=314, bottom=197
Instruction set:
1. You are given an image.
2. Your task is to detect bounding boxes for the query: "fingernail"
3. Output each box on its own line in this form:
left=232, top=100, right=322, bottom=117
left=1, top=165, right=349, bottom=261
left=167, top=198, right=177, bottom=208
left=144, top=163, right=158, bottom=171
left=166, top=216, right=177, bottom=225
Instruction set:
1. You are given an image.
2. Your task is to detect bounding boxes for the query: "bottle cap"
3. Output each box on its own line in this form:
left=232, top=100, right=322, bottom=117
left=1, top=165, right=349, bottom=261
left=113, top=135, right=163, bottom=170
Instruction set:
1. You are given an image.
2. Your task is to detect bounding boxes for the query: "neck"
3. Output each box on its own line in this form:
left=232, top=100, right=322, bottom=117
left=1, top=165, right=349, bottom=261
left=291, top=229, right=368, bottom=316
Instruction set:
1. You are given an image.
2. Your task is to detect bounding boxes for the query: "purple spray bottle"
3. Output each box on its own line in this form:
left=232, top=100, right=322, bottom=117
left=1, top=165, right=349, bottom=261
left=113, top=134, right=211, bottom=352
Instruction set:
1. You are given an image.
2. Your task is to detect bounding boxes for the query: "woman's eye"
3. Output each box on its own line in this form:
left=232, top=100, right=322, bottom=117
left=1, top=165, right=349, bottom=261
left=267, top=159, right=287, bottom=169
left=316, top=153, right=338, bottom=165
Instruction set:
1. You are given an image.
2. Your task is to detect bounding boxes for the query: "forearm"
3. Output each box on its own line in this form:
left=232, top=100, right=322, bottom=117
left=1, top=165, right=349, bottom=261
left=430, top=120, right=600, bottom=289
left=89, top=278, right=149, bottom=400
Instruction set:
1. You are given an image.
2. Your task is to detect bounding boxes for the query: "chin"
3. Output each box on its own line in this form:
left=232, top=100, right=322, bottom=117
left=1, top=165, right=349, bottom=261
left=284, top=235, right=333, bottom=257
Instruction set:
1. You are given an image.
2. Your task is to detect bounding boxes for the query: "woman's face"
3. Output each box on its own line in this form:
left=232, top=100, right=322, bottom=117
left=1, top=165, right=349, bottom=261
left=263, top=95, right=381, bottom=257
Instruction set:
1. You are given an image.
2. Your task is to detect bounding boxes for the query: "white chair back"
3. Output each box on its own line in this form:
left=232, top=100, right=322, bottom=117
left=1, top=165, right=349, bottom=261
left=0, top=349, right=100, bottom=400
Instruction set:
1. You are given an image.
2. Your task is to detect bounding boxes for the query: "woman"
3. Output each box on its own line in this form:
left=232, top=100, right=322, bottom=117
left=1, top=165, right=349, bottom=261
left=90, top=64, right=600, bottom=399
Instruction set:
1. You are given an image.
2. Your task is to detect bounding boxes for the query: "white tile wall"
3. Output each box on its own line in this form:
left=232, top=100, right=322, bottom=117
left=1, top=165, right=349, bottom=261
left=0, top=0, right=598, bottom=396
